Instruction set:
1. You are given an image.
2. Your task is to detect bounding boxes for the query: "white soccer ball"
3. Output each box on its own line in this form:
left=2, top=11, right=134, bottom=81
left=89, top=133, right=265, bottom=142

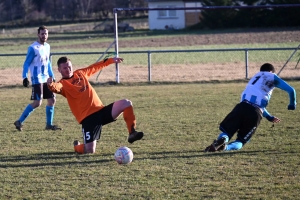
left=114, top=146, right=133, bottom=164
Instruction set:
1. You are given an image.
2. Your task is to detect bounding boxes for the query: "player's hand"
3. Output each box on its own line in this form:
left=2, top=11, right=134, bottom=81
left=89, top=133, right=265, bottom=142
left=113, top=57, right=123, bottom=63
left=288, top=104, right=296, bottom=110
left=271, top=116, right=281, bottom=123
left=23, top=78, right=30, bottom=87
left=266, top=115, right=280, bottom=123
left=47, top=77, right=54, bottom=85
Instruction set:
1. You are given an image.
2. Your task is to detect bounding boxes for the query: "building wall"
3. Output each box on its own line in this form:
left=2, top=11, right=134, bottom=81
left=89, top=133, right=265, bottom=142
left=184, top=2, right=201, bottom=27
left=185, top=12, right=201, bottom=27
left=148, top=1, right=185, bottom=30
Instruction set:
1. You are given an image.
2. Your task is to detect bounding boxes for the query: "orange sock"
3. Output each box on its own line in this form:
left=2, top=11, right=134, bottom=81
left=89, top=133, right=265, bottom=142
left=74, top=144, right=85, bottom=154
left=123, top=106, right=136, bottom=134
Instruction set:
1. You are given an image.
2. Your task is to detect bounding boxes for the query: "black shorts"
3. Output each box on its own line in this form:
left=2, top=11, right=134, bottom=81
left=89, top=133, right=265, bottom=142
left=81, top=103, right=115, bottom=144
left=219, top=101, right=263, bottom=144
left=30, top=83, right=55, bottom=100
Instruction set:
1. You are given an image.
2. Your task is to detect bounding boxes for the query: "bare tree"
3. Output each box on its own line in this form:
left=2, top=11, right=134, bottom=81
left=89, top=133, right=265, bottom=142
left=20, top=0, right=36, bottom=23
left=8, top=0, right=18, bottom=21
left=78, top=0, right=92, bottom=18
left=44, top=0, right=68, bottom=21
left=92, top=0, right=115, bottom=19
left=0, top=0, right=145, bottom=25
left=0, top=2, right=5, bottom=22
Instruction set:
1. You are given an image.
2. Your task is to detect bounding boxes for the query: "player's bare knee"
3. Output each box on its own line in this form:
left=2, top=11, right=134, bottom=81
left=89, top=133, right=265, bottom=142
left=47, top=97, right=56, bottom=106
left=31, top=101, right=42, bottom=108
left=123, top=99, right=132, bottom=107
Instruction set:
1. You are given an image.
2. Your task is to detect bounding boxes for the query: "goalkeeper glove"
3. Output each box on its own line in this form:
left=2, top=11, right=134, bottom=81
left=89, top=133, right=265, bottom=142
left=288, top=104, right=296, bottom=110
left=23, top=78, right=30, bottom=87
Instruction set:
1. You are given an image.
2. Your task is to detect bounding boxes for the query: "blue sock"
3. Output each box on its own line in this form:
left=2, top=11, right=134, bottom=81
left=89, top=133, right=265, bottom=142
left=19, top=104, right=34, bottom=123
left=46, top=106, right=54, bottom=126
left=226, top=140, right=243, bottom=150
left=217, top=132, right=229, bottom=143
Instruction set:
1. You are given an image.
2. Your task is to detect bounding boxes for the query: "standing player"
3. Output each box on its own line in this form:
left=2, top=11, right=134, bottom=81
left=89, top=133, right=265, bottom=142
left=205, top=63, right=296, bottom=152
left=14, top=26, right=61, bottom=131
left=47, top=56, right=144, bottom=154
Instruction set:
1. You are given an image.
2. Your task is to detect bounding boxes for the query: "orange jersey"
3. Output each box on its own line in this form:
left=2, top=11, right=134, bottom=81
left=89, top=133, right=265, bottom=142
left=48, top=58, right=115, bottom=123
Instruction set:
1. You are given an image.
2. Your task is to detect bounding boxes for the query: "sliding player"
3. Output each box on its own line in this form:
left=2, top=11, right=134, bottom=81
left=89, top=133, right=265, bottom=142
left=205, top=63, right=296, bottom=152
left=47, top=56, right=144, bottom=154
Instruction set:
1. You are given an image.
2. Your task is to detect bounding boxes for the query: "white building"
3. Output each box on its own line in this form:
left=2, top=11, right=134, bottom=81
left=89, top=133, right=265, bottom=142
left=145, top=0, right=202, bottom=30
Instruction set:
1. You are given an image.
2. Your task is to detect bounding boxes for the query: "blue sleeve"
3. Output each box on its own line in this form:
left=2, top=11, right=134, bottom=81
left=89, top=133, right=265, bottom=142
left=263, top=108, right=274, bottom=122
left=274, top=75, right=297, bottom=106
left=22, top=46, right=35, bottom=79
left=48, top=59, right=55, bottom=79
left=262, top=108, right=274, bottom=121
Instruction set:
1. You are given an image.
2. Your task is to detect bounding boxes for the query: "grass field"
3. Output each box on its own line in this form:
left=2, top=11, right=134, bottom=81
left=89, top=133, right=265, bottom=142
left=1, top=82, right=299, bottom=199
left=0, top=25, right=299, bottom=199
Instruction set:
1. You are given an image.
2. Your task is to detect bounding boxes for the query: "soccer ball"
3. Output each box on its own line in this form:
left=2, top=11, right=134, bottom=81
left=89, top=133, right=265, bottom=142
left=114, top=146, right=133, bottom=164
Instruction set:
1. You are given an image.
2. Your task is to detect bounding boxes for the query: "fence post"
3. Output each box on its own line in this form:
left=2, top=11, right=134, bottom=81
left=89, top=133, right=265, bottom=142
left=148, top=51, right=152, bottom=82
left=113, top=9, right=120, bottom=83
left=245, top=49, right=249, bottom=79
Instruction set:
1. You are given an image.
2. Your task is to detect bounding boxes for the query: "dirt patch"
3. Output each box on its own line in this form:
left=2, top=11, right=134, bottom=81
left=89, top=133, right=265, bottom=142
left=54, top=29, right=300, bottom=50
left=2, top=61, right=300, bottom=87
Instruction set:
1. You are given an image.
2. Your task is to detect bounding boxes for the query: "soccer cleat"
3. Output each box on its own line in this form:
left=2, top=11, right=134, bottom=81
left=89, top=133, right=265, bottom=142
left=73, top=140, right=85, bottom=154
left=14, top=120, right=23, bottom=131
left=204, top=137, right=226, bottom=152
left=73, top=140, right=80, bottom=146
left=128, top=131, right=144, bottom=144
left=45, top=125, right=62, bottom=131
left=217, top=143, right=226, bottom=152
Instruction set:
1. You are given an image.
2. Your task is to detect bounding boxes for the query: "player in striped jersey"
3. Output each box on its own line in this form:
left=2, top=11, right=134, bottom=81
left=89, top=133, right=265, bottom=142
left=14, top=26, right=61, bottom=131
left=205, top=63, right=296, bottom=152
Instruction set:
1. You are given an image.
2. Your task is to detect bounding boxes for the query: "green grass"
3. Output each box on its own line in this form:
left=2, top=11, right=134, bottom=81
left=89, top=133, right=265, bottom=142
left=0, top=43, right=297, bottom=70
left=0, top=27, right=299, bottom=54
left=0, top=27, right=298, bottom=70
left=1, top=82, right=299, bottom=199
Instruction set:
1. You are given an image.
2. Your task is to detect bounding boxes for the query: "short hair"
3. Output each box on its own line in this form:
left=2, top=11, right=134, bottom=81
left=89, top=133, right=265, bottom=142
left=260, top=63, right=275, bottom=73
left=57, top=56, right=70, bottom=66
left=38, top=25, right=48, bottom=34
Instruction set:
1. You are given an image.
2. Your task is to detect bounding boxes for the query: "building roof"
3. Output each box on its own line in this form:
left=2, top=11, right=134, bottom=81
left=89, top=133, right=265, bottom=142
left=145, top=0, right=199, bottom=2
left=145, top=0, right=182, bottom=2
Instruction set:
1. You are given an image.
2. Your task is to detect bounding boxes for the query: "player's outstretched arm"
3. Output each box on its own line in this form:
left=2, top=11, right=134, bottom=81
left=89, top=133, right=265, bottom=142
left=274, top=75, right=297, bottom=110
left=112, top=57, right=124, bottom=63
left=270, top=116, right=281, bottom=123
left=263, top=109, right=280, bottom=123
left=82, top=57, right=124, bottom=78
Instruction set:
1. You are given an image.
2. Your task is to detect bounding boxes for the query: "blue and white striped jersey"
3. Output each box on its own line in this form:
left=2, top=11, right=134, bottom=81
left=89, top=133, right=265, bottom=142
left=241, top=71, right=296, bottom=118
left=22, top=41, right=55, bottom=85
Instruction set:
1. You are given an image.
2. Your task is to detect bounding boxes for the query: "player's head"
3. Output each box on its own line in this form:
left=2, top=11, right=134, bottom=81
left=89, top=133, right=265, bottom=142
left=37, top=25, right=48, bottom=44
left=260, top=63, right=275, bottom=73
left=57, top=56, right=73, bottom=78
left=38, top=25, right=48, bottom=33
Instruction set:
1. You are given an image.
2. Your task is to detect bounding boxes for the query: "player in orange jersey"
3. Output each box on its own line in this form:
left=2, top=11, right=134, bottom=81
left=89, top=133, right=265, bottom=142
left=47, top=56, right=143, bottom=154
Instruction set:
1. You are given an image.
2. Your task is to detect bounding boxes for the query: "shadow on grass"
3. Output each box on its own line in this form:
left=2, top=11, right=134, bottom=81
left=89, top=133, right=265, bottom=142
left=0, top=151, right=112, bottom=168
left=145, top=149, right=299, bottom=160
left=0, top=149, right=298, bottom=168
